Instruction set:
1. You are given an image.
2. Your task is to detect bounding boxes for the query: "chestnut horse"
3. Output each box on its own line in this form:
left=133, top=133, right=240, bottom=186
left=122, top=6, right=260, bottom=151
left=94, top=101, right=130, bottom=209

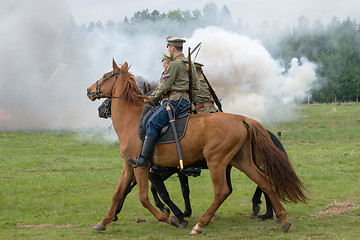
left=86, top=59, right=307, bottom=235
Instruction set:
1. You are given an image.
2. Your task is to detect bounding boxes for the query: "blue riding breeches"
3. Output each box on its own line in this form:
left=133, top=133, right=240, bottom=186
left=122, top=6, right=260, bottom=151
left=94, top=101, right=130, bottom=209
left=146, top=99, right=190, bottom=139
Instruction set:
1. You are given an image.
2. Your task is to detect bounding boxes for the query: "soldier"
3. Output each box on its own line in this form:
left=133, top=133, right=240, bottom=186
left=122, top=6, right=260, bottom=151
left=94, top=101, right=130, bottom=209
left=162, top=50, right=172, bottom=69
left=194, top=62, right=219, bottom=113
left=128, top=37, right=199, bottom=168
left=149, top=51, right=173, bottom=100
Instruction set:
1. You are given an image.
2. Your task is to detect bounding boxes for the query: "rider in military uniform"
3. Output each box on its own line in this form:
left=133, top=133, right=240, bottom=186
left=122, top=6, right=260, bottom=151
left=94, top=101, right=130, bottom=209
left=193, top=62, right=218, bottom=114
left=128, top=37, right=199, bottom=168
left=150, top=51, right=173, bottom=99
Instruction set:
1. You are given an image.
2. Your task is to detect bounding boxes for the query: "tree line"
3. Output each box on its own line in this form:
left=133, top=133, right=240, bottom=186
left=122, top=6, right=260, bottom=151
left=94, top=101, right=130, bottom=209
left=273, top=16, right=360, bottom=102
left=71, top=2, right=360, bottom=103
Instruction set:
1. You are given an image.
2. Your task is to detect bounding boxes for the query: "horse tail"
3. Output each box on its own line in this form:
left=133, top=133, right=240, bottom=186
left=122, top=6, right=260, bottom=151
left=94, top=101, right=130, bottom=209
left=243, top=118, right=307, bottom=204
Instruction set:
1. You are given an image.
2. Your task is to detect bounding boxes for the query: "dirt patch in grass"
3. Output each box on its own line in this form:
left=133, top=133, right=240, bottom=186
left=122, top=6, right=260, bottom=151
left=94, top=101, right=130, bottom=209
left=312, top=201, right=359, bottom=216
left=252, top=226, right=266, bottom=231
left=16, top=223, right=76, bottom=228
left=343, top=195, right=360, bottom=202
left=252, top=225, right=277, bottom=231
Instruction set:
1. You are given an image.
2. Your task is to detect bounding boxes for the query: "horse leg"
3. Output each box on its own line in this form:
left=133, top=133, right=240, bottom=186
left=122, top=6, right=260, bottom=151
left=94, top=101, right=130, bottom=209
left=94, top=162, right=134, bottom=231
left=257, top=192, right=274, bottom=221
left=252, top=186, right=263, bottom=216
left=149, top=172, right=188, bottom=228
left=225, top=165, right=233, bottom=195
left=253, top=130, right=285, bottom=220
left=149, top=166, right=175, bottom=215
left=190, top=164, right=231, bottom=235
left=251, top=142, right=263, bottom=217
left=178, top=172, right=192, bottom=218
left=114, top=172, right=173, bottom=221
left=113, top=176, right=137, bottom=221
left=149, top=175, right=169, bottom=214
left=134, top=167, right=178, bottom=227
left=230, top=147, right=291, bottom=232
left=249, top=170, right=289, bottom=231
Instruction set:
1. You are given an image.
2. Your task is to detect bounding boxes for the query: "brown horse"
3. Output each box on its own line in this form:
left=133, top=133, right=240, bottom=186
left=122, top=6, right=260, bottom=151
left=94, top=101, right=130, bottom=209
left=86, top=59, right=307, bottom=235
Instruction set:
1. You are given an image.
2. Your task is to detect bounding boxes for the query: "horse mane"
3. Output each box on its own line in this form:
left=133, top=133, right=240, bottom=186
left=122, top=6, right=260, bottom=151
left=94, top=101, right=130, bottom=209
left=118, top=64, right=148, bottom=105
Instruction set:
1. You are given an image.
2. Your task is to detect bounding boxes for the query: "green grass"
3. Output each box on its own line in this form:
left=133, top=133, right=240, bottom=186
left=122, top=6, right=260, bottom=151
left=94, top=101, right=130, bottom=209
left=1, top=103, right=359, bottom=239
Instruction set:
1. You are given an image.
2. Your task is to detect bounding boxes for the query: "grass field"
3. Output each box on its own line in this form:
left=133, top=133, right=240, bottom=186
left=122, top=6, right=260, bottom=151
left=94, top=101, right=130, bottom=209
left=1, top=103, right=359, bottom=239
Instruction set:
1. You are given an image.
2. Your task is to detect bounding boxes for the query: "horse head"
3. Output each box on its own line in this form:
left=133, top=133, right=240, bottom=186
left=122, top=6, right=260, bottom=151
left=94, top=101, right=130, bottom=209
left=87, top=59, right=128, bottom=101
left=87, top=59, right=148, bottom=104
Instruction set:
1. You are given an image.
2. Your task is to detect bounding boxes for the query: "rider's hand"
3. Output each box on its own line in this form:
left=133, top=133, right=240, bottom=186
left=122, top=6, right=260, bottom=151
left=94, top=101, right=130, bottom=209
left=144, top=98, right=155, bottom=105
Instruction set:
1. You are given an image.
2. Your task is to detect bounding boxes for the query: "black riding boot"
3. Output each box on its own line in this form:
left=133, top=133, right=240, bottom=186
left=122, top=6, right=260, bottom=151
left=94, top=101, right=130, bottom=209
left=128, top=136, right=156, bottom=169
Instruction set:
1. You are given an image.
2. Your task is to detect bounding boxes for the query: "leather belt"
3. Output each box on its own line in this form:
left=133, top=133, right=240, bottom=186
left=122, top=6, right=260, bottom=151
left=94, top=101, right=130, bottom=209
left=195, top=102, right=214, bottom=111
left=163, top=90, right=188, bottom=99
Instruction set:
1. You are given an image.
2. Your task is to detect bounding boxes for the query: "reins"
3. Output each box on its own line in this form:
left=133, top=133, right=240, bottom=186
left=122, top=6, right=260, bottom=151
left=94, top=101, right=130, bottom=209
left=95, top=71, right=125, bottom=100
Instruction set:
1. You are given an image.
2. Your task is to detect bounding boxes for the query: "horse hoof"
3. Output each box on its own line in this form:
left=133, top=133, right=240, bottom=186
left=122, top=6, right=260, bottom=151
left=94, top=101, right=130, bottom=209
left=252, top=204, right=260, bottom=216
left=183, top=210, right=192, bottom=218
left=282, top=222, right=291, bottom=233
left=170, top=216, right=180, bottom=228
left=93, top=223, right=106, bottom=231
left=179, top=219, right=188, bottom=228
left=189, top=224, right=202, bottom=235
left=257, top=214, right=273, bottom=221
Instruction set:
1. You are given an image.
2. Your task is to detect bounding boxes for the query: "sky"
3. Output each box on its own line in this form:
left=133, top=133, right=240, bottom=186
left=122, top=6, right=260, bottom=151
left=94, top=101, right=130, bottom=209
left=67, top=0, right=360, bottom=27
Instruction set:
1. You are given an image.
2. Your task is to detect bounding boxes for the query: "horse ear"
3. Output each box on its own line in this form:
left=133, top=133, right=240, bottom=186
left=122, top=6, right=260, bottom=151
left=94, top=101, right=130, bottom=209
left=142, top=82, right=148, bottom=94
left=112, top=58, right=120, bottom=72
left=123, top=62, right=129, bottom=69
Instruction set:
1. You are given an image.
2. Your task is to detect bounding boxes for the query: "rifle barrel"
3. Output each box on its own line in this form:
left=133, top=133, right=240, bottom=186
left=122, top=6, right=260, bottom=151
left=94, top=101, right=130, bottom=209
left=190, top=42, right=202, bottom=56
left=188, top=47, right=194, bottom=113
left=201, top=70, right=223, bottom=112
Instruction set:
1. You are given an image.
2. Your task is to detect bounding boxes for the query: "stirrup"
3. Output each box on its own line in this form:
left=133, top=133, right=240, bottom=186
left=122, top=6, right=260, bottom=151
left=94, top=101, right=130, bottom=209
left=180, top=167, right=201, bottom=177
left=128, top=156, right=148, bottom=169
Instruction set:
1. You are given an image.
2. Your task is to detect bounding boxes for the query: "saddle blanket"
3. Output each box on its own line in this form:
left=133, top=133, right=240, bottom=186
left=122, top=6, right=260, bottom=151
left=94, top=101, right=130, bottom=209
left=138, top=105, right=190, bottom=144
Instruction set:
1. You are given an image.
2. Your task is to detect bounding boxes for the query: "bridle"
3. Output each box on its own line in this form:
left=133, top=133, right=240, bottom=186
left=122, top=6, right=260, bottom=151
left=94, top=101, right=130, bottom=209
left=95, top=70, right=125, bottom=100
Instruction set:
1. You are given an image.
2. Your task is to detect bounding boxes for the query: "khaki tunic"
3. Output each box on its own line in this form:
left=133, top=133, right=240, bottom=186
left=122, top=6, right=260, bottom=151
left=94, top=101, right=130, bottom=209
left=150, top=71, right=166, bottom=100
left=149, top=54, right=199, bottom=103
left=194, top=73, right=218, bottom=113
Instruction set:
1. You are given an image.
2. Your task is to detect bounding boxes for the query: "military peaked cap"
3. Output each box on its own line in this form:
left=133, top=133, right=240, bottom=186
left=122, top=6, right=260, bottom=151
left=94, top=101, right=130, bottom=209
left=162, top=51, right=172, bottom=62
left=167, top=37, right=186, bottom=47
left=194, top=62, right=204, bottom=68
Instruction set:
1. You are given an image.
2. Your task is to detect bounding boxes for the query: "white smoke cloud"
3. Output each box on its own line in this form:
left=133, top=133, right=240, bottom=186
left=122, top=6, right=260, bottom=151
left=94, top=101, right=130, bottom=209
left=186, top=27, right=317, bottom=122
left=0, top=1, right=135, bottom=131
left=0, top=1, right=169, bottom=131
left=0, top=2, right=317, bottom=131
left=0, top=0, right=103, bottom=130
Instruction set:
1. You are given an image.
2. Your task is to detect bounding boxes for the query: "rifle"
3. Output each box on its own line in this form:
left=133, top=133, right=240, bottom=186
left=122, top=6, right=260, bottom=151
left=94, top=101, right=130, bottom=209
left=188, top=47, right=194, bottom=113
left=190, top=42, right=202, bottom=56
left=201, top=70, right=223, bottom=112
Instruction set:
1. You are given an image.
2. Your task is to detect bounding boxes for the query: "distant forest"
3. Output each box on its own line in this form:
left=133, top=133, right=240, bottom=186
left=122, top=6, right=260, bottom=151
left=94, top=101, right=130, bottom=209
left=69, top=2, right=360, bottom=102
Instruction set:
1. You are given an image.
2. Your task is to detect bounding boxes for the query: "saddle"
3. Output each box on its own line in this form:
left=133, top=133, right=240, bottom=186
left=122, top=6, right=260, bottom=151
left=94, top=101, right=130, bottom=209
left=138, top=104, right=190, bottom=144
